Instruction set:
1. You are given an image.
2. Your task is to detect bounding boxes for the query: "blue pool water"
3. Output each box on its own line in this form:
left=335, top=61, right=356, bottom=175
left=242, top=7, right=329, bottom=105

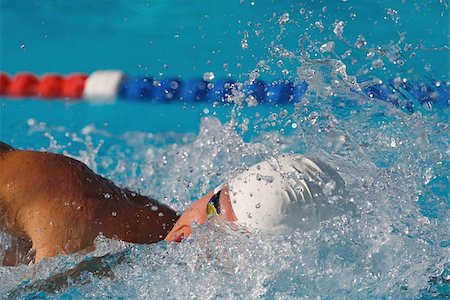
left=0, top=0, right=449, bottom=299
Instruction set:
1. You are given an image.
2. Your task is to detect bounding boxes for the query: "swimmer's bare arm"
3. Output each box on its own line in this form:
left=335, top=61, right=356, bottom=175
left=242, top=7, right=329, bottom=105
left=0, top=145, right=178, bottom=263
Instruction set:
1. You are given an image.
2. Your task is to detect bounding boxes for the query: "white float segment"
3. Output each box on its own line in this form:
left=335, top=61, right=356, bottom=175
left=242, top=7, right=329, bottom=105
left=83, top=70, right=125, bottom=102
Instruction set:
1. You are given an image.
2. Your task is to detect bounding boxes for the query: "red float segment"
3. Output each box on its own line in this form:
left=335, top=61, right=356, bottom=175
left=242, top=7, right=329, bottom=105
left=62, top=73, right=88, bottom=99
left=36, top=74, right=63, bottom=98
left=7, top=73, right=39, bottom=97
left=0, top=73, right=10, bottom=95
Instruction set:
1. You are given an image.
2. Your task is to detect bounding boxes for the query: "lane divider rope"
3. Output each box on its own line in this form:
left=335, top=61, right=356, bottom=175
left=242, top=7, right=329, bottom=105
left=0, top=70, right=448, bottom=111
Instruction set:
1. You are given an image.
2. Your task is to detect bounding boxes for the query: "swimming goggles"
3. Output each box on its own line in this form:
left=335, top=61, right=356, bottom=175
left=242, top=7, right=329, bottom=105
left=206, top=190, right=221, bottom=215
left=206, top=184, right=224, bottom=215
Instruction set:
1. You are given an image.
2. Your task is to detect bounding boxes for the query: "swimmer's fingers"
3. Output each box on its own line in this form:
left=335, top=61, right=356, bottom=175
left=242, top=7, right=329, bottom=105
left=164, top=225, right=192, bottom=243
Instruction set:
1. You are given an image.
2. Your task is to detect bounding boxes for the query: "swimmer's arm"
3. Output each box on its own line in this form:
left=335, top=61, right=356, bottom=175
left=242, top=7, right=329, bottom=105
left=6, top=250, right=127, bottom=296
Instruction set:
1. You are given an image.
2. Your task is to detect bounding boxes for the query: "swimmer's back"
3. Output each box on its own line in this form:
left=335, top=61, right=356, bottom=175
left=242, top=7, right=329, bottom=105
left=0, top=141, right=15, bottom=154
left=0, top=147, right=103, bottom=237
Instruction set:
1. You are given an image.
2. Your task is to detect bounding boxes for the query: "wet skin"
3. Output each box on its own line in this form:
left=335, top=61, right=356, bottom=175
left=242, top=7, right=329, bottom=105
left=165, top=186, right=237, bottom=242
left=0, top=143, right=178, bottom=265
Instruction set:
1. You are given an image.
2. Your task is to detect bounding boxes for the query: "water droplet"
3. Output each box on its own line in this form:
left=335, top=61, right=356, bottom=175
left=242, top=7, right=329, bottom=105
left=320, top=41, right=335, bottom=53
left=203, top=72, right=215, bottom=81
left=323, top=180, right=336, bottom=196
left=342, top=50, right=352, bottom=58
left=27, top=118, right=36, bottom=126
left=291, top=122, right=298, bottom=129
left=255, top=203, right=261, bottom=209
left=315, top=21, right=324, bottom=33
left=151, top=205, right=159, bottom=211
left=241, top=30, right=249, bottom=50
left=103, top=193, right=111, bottom=199
left=333, top=20, right=345, bottom=37
left=371, top=58, right=384, bottom=69
left=158, top=212, right=164, bottom=217
left=112, top=211, right=117, bottom=217
left=20, top=44, right=25, bottom=50
left=278, top=13, right=290, bottom=25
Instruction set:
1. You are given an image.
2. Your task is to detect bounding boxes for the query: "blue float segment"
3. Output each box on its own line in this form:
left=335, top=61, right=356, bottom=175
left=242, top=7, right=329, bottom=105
left=408, top=81, right=449, bottom=109
left=367, top=82, right=414, bottom=111
left=152, top=78, right=181, bottom=101
left=433, top=83, right=450, bottom=108
left=114, top=75, right=448, bottom=111
left=243, top=80, right=266, bottom=103
left=180, top=79, right=209, bottom=102
left=386, top=79, right=415, bottom=113
left=208, top=79, right=236, bottom=102
left=118, top=76, right=154, bottom=100
left=266, top=81, right=294, bottom=103
left=294, top=81, right=308, bottom=101
left=365, top=83, right=391, bottom=102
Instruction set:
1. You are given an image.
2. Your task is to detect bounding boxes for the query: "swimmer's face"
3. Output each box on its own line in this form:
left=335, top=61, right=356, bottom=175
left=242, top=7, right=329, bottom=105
left=164, top=185, right=237, bottom=242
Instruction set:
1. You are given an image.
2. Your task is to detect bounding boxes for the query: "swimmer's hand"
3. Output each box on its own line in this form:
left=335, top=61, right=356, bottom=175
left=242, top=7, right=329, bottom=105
left=164, top=191, right=214, bottom=242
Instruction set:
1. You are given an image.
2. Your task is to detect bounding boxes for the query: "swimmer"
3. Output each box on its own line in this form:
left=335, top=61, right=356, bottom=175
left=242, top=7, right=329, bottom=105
left=0, top=141, right=350, bottom=266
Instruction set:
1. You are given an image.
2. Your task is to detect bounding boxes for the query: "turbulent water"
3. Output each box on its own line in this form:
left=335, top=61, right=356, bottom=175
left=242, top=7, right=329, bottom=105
left=1, top=76, right=449, bottom=298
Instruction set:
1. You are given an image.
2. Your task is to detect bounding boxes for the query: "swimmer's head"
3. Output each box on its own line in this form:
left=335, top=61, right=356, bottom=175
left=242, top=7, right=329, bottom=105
left=227, top=154, right=347, bottom=232
left=165, top=154, right=348, bottom=242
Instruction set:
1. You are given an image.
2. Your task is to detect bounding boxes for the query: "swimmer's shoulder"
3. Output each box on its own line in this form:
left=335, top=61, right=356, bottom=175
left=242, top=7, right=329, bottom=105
left=0, top=147, right=97, bottom=183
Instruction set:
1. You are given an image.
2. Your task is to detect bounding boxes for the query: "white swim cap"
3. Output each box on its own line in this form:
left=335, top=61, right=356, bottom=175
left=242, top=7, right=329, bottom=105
left=228, top=154, right=349, bottom=232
